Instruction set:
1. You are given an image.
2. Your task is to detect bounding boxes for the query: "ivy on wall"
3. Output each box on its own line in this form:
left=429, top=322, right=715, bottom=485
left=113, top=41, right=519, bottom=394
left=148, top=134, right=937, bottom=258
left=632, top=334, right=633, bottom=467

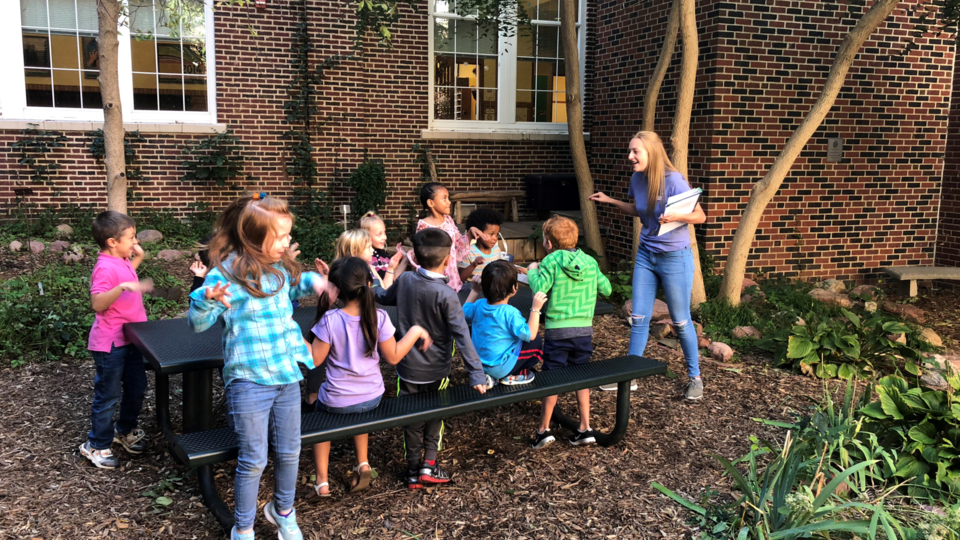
left=15, top=126, right=68, bottom=184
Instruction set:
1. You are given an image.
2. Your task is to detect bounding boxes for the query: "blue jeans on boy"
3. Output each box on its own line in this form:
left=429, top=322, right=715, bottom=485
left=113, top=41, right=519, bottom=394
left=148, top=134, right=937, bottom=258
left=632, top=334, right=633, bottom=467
left=629, top=245, right=701, bottom=378
left=226, top=379, right=301, bottom=530
left=88, top=344, right=147, bottom=450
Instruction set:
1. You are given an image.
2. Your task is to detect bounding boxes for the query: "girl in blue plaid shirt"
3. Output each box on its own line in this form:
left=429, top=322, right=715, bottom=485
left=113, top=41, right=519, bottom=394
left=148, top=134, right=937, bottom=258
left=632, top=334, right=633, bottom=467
left=189, top=194, right=330, bottom=540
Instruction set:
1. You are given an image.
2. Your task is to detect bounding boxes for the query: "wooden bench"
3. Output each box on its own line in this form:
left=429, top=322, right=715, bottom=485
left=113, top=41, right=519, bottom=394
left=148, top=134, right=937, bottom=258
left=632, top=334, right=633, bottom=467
left=882, top=266, right=960, bottom=297
left=451, top=190, right=525, bottom=224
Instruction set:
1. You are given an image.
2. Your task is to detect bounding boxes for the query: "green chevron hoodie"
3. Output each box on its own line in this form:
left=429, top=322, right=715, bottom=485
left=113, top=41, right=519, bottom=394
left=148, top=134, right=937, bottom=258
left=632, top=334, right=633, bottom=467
left=527, top=249, right=612, bottom=330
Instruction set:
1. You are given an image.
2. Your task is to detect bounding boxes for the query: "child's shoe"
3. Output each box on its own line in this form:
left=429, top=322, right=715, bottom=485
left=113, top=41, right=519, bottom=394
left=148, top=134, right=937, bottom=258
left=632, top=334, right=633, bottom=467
left=501, top=369, right=535, bottom=386
left=405, top=469, right=424, bottom=490
left=114, top=428, right=148, bottom=454
left=263, top=501, right=303, bottom=540
left=685, top=378, right=704, bottom=400
left=79, top=441, right=119, bottom=469
left=418, top=460, right=452, bottom=485
left=484, top=374, right=497, bottom=390
left=531, top=428, right=555, bottom=449
left=569, top=429, right=596, bottom=446
left=230, top=526, right=255, bottom=540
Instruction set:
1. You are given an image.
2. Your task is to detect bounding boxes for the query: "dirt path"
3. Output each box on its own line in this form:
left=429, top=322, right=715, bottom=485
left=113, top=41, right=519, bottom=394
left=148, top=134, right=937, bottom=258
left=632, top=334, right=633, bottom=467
left=0, top=316, right=830, bottom=539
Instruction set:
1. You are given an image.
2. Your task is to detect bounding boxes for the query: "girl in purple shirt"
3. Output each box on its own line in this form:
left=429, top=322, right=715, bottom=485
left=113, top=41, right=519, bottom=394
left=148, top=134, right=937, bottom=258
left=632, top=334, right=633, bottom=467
left=307, top=257, right=432, bottom=499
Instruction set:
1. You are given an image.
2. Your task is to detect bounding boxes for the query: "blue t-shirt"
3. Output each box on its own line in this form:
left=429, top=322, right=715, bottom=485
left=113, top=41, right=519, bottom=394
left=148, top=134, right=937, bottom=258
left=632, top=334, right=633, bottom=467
left=628, top=170, right=692, bottom=253
left=462, top=299, right=531, bottom=380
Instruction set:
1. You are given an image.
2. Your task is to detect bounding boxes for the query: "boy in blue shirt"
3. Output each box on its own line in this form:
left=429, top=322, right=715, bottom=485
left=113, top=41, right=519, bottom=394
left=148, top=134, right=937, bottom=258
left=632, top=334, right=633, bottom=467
left=463, top=261, right=548, bottom=388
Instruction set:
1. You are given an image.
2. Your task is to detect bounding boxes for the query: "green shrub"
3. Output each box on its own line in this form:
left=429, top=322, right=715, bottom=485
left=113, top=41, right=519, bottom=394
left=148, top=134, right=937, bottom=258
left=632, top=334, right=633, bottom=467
left=1, top=203, right=98, bottom=243
left=695, top=297, right=757, bottom=342
left=345, top=158, right=388, bottom=219
left=132, top=205, right=216, bottom=246
left=291, top=191, right=342, bottom=264
left=180, top=129, right=245, bottom=187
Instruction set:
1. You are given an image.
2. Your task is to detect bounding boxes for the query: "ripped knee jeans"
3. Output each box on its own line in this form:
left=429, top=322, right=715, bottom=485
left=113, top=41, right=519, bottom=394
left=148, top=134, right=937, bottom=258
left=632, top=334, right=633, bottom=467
left=628, top=246, right=701, bottom=378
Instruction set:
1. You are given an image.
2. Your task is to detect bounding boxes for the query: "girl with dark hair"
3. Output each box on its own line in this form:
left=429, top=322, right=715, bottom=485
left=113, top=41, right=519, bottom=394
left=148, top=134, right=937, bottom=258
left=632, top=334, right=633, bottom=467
left=412, top=182, right=488, bottom=291
left=307, top=257, right=432, bottom=499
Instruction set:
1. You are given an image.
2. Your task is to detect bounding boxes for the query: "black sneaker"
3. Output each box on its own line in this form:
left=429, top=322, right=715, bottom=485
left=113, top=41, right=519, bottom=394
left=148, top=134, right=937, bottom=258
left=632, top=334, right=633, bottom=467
left=405, top=469, right=424, bottom=490
left=569, top=429, right=596, bottom=446
left=531, top=429, right=555, bottom=449
left=418, top=460, right=452, bottom=485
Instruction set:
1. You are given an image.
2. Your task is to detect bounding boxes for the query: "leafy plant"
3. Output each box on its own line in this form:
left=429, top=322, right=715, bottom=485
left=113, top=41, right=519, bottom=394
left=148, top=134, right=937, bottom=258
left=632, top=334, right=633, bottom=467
left=696, top=297, right=757, bottom=342
left=345, top=157, right=388, bottom=219
left=132, top=207, right=215, bottom=246
left=603, top=263, right=633, bottom=306
left=180, top=128, right=245, bottom=187
left=88, top=129, right=149, bottom=182
left=13, top=126, right=67, bottom=184
left=291, top=190, right=342, bottom=264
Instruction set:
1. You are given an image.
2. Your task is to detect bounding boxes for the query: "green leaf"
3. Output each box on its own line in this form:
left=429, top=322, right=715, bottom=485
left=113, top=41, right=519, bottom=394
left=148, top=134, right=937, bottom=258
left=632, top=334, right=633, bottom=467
left=650, top=482, right=706, bottom=515
left=838, top=363, right=855, bottom=380
left=786, top=335, right=815, bottom=359
left=769, top=520, right=872, bottom=539
left=894, top=455, right=930, bottom=479
left=859, top=401, right=888, bottom=419
left=905, top=361, right=920, bottom=376
left=921, top=444, right=939, bottom=464
left=878, top=390, right=905, bottom=420
left=841, top=308, right=861, bottom=328
left=155, top=496, right=173, bottom=506
left=909, top=422, right=937, bottom=445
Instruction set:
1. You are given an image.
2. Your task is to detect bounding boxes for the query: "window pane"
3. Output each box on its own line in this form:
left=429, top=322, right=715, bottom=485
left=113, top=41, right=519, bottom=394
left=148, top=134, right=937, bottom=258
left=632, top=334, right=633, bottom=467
left=539, top=0, right=559, bottom=21
left=184, top=76, right=207, bottom=111
left=536, top=60, right=556, bottom=84
left=517, top=29, right=534, bottom=57
left=435, top=18, right=452, bottom=52
left=434, top=87, right=454, bottom=120
left=53, top=69, right=82, bottom=107
left=157, top=40, right=182, bottom=74
left=537, top=26, right=558, bottom=58
left=534, top=91, right=551, bottom=122
left=50, top=33, right=80, bottom=70
left=479, top=89, right=497, bottom=121
left=25, top=68, right=53, bottom=106
left=553, top=91, right=567, bottom=122
left=155, top=1, right=177, bottom=36
left=435, top=0, right=453, bottom=13
left=131, top=37, right=157, bottom=72
left=81, top=35, right=98, bottom=69
left=456, top=59, right=478, bottom=88
left=455, top=20, right=476, bottom=54
left=82, top=71, right=102, bottom=108
left=455, top=87, right=477, bottom=120
left=133, top=72, right=158, bottom=110
left=435, top=54, right=455, bottom=86
left=181, top=2, right=205, bottom=38
left=521, top=0, right=537, bottom=20
left=478, top=21, right=497, bottom=55
left=23, top=33, right=51, bottom=68
left=20, top=0, right=48, bottom=28
left=480, top=58, right=497, bottom=89
left=516, top=59, right=534, bottom=90
left=77, top=0, right=98, bottom=31
left=129, top=0, right=155, bottom=34
left=49, top=0, right=78, bottom=30
left=158, top=74, right=183, bottom=110
left=515, top=90, right=532, bottom=122
left=183, top=38, right=206, bottom=75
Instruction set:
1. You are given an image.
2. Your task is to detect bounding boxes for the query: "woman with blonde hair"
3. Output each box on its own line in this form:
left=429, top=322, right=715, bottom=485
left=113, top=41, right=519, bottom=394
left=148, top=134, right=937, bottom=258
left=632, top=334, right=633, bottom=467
left=590, top=131, right=706, bottom=400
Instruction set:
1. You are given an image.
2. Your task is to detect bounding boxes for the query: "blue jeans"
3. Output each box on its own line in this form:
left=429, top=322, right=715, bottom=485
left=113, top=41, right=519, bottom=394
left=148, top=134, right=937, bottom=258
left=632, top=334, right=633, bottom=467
left=629, top=246, right=701, bottom=378
left=226, top=379, right=301, bottom=530
left=88, top=344, right=147, bottom=450
left=316, top=394, right=382, bottom=414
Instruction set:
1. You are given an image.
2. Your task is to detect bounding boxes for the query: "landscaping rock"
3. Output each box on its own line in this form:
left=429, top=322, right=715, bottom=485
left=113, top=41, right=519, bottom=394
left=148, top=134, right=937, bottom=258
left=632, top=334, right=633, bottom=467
left=180, top=250, right=192, bottom=258
left=887, top=333, right=907, bottom=345
left=864, top=301, right=878, bottom=313
left=9, top=241, right=22, bottom=252
left=919, top=328, right=943, bottom=348
left=650, top=322, right=673, bottom=339
left=157, top=249, right=184, bottom=262
left=621, top=301, right=632, bottom=321
left=921, top=370, right=950, bottom=392
left=926, top=354, right=960, bottom=374
left=62, top=252, right=83, bottom=264
left=652, top=299, right=671, bottom=322
left=49, top=240, right=70, bottom=253
left=137, top=229, right=163, bottom=243
left=708, top=342, right=734, bottom=362
left=818, top=279, right=847, bottom=294
left=850, top=285, right=879, bottom=301
left=808, top=288, right=852, bottom=308
left=698, top=337, right=712, bottom=348
left=29, top=241, right=44, bottom=254
left=741, top=278, right=758, bottom=291
left=56, top=224, right=74, bottom=238
left=882, top=302, right=926, bottom=324
left=733, top=326, right=762, bottom=339
left=694, top=321, right=703, bottom=337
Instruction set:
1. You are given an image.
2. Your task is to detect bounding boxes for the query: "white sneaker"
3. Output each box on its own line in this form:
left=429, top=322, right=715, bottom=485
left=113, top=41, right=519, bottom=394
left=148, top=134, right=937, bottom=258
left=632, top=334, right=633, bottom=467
left=599, top=381, right=638, bottom=392
left=80, top=442, right=119, bottom=469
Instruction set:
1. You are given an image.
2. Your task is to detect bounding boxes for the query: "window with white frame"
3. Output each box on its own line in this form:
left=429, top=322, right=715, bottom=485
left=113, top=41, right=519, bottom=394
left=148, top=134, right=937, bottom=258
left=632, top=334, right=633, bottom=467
left=0, top=0, right=217, bottom=124
left=430, top=0, right=583, bottom=132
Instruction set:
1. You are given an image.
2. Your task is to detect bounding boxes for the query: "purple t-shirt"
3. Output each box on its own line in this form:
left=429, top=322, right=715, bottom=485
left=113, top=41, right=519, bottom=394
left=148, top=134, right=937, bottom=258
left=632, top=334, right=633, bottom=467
left=312, top=308, right=395, bottom=408
left=628, top=170, right=692, bottom=253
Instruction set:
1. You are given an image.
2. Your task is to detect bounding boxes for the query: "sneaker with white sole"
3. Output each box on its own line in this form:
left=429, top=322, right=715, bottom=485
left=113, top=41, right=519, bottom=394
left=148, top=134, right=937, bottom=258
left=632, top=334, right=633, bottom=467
left=531, top=429, right=555, bottom=449
left=685, top=378, right=704, bottom=400
left=484, top=374, right=497, bottom=390
left=230, top=526, right=255, bottom=540
left=263, top=501, right=303, bottom=540
left=114, top=427, right=148, bottom=454
left=568, top=429, right=597, bottom=446
left=501, top=369, right=535, bottom=386
left=79, top=441, right=119, bottom=469
left=599, top=380, right=638, bottom=392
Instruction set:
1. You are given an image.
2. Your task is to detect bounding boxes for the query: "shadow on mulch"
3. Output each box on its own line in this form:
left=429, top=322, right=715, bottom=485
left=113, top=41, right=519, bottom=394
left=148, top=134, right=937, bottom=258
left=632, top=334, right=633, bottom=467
left=1, top=315, right=835, bottom=539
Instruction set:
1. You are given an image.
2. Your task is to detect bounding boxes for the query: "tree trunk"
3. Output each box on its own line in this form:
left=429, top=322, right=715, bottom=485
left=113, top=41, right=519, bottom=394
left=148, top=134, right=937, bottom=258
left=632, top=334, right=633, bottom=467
left=561, top=0, right=607, bottom=270
left=635, top=0, right=681, bottom=257
left=98, top=0, right=126, bottom=213
left=669, top=0, right=706, bottom=308
left=717, top=0, right=900, bottom=305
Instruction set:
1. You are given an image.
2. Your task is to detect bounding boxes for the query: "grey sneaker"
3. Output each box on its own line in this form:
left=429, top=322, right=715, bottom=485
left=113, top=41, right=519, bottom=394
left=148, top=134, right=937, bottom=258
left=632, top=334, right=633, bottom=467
left=484, top=374, right=497, bottom=390
left=599, top=380, right=639, bottom=392
left=114, top=427, right=147, bottom=454
left=264, top=501, right=303, bottom=540
left=685, top=378, right=704, bottom=400
left=79, top=442, right=119, bottom=469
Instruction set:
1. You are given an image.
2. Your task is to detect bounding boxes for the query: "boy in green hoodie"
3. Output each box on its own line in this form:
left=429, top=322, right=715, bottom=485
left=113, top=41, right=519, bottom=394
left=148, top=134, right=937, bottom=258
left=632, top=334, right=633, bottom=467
left=526, top=216, right=612, bottom=448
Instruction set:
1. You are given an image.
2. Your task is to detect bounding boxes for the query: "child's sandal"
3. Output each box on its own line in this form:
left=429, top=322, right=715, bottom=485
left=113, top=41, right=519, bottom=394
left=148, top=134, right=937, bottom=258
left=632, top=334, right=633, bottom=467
left=347, top=462, right=373, bottom=494
left=306, top=482, right=331, bottom=502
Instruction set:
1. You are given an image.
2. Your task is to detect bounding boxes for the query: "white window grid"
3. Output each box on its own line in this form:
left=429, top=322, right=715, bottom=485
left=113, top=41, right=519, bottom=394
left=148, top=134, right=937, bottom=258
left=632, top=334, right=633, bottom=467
left=0, top=0, right=217, bottom=124
left=429, top=0, right=586, bottom=133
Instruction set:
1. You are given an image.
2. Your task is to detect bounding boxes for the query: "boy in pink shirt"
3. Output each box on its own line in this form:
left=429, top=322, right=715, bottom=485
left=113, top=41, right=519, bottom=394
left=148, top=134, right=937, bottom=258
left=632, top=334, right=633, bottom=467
left=80, top=211, right=153, bottom=469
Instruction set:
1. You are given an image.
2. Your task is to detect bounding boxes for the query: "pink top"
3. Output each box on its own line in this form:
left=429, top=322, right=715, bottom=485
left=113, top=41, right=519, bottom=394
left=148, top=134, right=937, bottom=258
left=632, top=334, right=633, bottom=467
left=87, top=253, right=147, bottom=353
left=416, top=215, right=469, bottom=292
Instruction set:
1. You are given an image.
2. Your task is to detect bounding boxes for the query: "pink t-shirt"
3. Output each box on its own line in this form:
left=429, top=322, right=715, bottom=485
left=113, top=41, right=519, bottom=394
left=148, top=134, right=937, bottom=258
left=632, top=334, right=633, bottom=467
left=87, top=253, right=147, bottom=353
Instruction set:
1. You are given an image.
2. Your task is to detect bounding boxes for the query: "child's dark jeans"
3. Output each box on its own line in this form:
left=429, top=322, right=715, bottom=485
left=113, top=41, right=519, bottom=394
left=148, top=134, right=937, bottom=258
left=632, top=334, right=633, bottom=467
left=88, top=344, right=147, bottom=450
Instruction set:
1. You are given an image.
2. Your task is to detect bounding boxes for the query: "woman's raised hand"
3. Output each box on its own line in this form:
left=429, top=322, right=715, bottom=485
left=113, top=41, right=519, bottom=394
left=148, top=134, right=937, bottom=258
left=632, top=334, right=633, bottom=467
left=589, top=192, right=614, bottom=205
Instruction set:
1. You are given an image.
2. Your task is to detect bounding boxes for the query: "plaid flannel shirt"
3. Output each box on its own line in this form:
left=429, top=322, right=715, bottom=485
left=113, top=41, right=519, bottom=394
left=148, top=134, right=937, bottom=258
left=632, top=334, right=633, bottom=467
left=188, top=259, right=322, bottom=388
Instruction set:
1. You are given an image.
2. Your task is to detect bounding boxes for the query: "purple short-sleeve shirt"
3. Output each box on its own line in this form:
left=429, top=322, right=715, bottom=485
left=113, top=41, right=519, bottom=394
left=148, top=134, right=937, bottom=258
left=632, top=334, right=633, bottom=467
left=627, top=170, right=692, bottom=253
left=312, top=308, right=396, bottom=408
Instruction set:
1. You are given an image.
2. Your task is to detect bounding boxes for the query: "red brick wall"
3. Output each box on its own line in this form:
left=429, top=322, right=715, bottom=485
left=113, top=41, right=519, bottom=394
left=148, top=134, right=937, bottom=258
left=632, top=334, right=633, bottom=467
left=939, top=48, right=960, bottom=268
left=592, top=0, right=954, bottom=282
left=0, top=0, right=582, bottom=229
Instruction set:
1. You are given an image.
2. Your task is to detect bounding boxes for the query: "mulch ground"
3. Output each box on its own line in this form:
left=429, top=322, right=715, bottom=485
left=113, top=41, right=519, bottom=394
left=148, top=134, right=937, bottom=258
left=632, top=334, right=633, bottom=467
left=0, top=313, right=836, bottom=540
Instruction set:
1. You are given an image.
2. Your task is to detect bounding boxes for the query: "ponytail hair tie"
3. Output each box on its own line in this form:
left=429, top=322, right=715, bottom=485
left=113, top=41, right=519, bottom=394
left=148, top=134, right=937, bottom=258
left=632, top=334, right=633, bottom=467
left=252, top=192, right=268, bottom=201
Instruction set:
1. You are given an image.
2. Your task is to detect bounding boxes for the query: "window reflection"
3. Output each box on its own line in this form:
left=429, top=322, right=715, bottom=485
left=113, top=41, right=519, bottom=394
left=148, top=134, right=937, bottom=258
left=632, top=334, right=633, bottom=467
left=514, top=24, right=573, bottom=122
left=433, top=17, right=498, bottom=121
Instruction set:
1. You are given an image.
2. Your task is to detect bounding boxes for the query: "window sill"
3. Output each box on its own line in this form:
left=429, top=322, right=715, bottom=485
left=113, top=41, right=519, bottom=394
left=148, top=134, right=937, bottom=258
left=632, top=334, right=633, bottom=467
left=421, top=129, right=590, bottom=142
left=0, top=119, right=227, bottom=134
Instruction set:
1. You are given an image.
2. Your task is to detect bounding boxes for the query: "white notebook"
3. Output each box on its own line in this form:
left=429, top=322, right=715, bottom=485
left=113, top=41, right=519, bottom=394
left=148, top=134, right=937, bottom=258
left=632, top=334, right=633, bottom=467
left=657, top=188, right=702, bottom=236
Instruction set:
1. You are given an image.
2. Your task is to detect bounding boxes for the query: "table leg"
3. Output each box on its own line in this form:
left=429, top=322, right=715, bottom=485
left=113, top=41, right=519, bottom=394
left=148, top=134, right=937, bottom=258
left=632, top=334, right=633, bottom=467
left=182, top=370, right=233, bottom=529
left=551, top=380, right=631, bottom=447
left=199, top=464, right=235, bottom=530
left=155, top=373, right=173, bottom=440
